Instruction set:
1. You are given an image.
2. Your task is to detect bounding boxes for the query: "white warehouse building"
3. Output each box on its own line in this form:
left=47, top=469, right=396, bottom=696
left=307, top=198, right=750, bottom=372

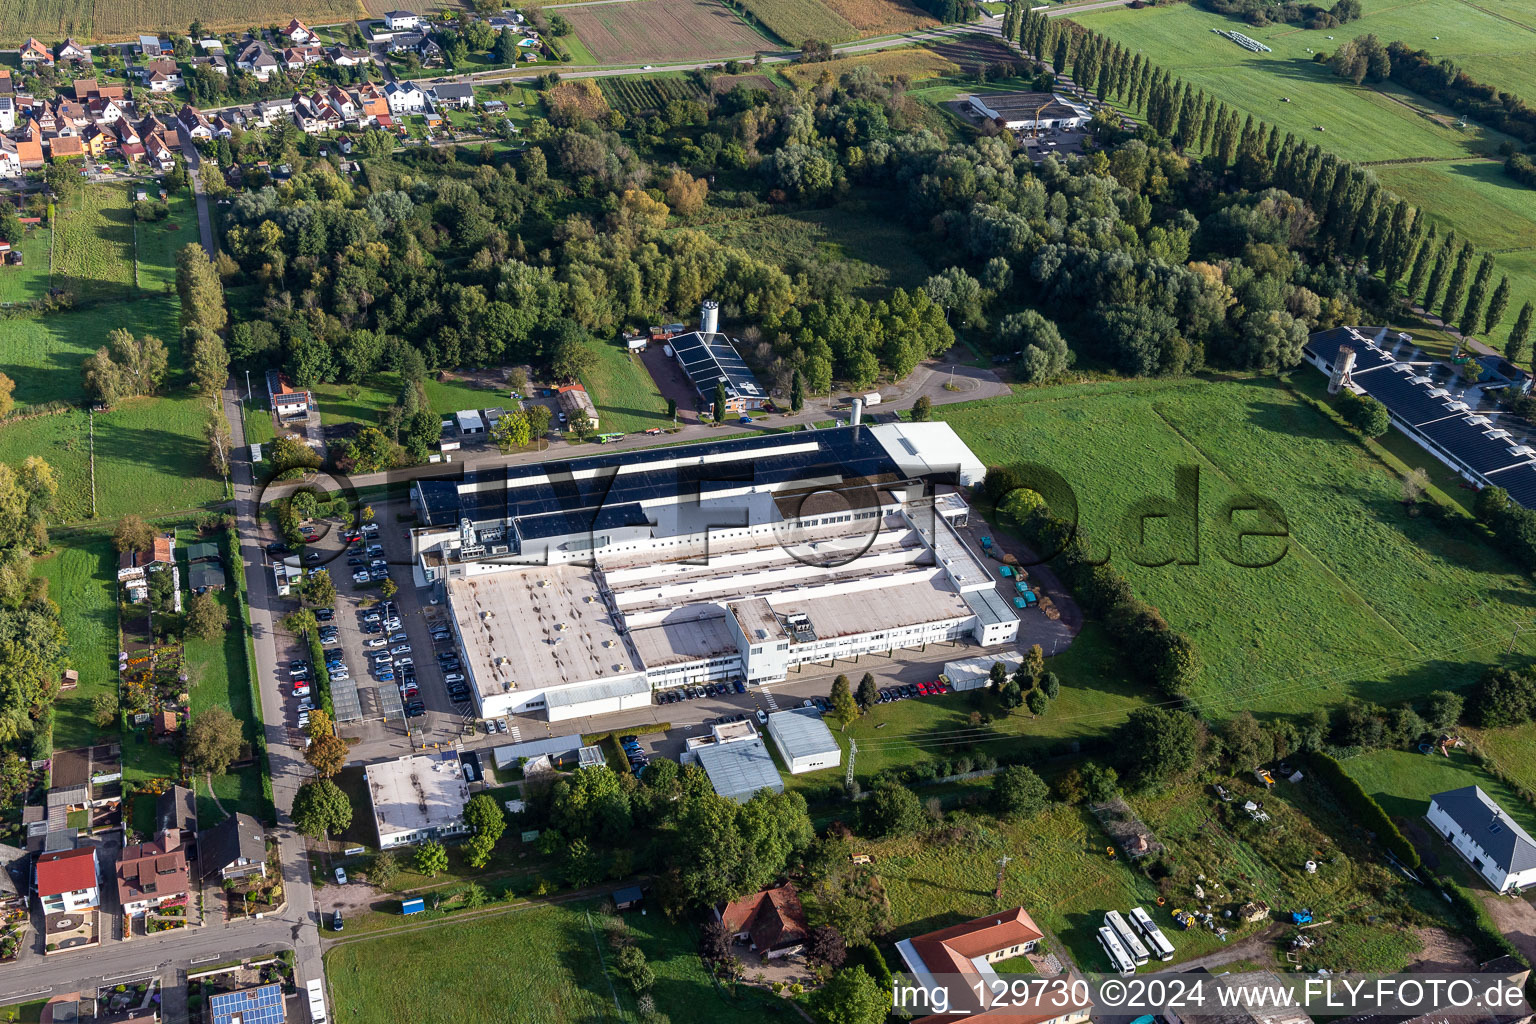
left=766, top=709, right=841, bottom=775
left=410, top=424, right=1019, bottom=722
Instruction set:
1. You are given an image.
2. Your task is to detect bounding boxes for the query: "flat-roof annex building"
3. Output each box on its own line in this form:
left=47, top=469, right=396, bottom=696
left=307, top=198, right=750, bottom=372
left=365, top=752, right=470, bottom=849
left=766, top=709, right=841, bottom=774
left=410, top=424, right=1018, bottom=721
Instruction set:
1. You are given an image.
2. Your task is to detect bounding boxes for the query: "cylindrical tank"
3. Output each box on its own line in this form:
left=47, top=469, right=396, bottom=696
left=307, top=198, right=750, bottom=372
left=700, top=300, right=719, bottom=335
left=850, top=398, right=863, bottom=425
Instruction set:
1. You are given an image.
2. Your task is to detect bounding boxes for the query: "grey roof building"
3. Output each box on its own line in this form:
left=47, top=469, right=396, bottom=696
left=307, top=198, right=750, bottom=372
left=765, top=709, right=841, bottom=775
left=199, top=812, right=267, bottom=881
left=696, top=737, right=783, bottom=803
left=1426, top=785, right=1536, bottom=892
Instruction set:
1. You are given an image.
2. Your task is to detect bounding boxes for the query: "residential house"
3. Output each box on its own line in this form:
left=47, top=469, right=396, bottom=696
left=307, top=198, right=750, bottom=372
left=896, top=908, right=1090, bottom=1024
left=0, top=68, right=13, bottom=95
left=79, top=126, right=112, bottom=158
left=141, top=60, right=183, bottom=92
left=14, top=124, right=45, bottom=171
left=1427, top=786, right=1536, bottom=892
left=266, top=370, right=313, bottom=419
left=138, top=35, right=163, bottom=58
left=55, top=39, right=92, bottom=62
left=178, top=105, right=213, bottom=139
left=387, top=32, right=425, bottom=54
left=354, top=83, right=390, bottom=125
left=293, top=93, right=342, bottom=133
left=384, top=80, right=427, bottom=114
left=256, top=96, right=296, bottom=126
left=385, top=9, right=423, bottom=31
left=156, top=785, right=198, bottom=839
left=236, top=41, right=279, bottom=81
left=53, top=97, right=91, bottom=129
left=49, top=135, right=85, bottom=160
left=715, top=884, right=809, bottom=959
left=324, top=85, right=358, bottom=120
left=0, top=96, right=14, bottom=133
left=198, top=812, right=266, bottom=882
left=34, top=846, right=99, bottom=914
left=20, top=38, right=54, bottom=65
left=415, top=34, right=444, bottom=63
left=198, top=38, right=226, bottom=53
left=210, top=986, right=286, bottom=1024
left=210, top=114, right=238, bottom=138
left=284, top=18, right=315, bottom=44
left=0, top=843, right=29, bottom=912
left=430, top=82, right=474, bottom=110
left=117, top=534, right=176, bottom=602
left=0, top=137, right=20, bottom=179
left=190, top=54, right=230, bottom=77
left=75, top=78, right=126, bottom=101
left=86, top=95, right=127, bottom=124
left=116, top=829, right=190, bottom=917
left=328, top=46, right=371, bottom=67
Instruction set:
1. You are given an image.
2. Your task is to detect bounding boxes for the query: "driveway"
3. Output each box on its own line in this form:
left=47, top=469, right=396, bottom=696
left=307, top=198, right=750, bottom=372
left=1481, top=891, right=1536, bottom=966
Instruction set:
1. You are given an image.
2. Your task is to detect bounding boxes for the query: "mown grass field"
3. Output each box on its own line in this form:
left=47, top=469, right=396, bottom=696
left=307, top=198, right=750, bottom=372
left=579, top=340, right=671, bottom=434
left=35, top=531, right=120, bottom=752
left=134, top=193, right=200, bottom=295
left=183, top=572, right=271, bottom=827
left=812, top=621, right=1150, bottom=788
left=1071, top=0, right=1536, bottom=341
left=0, top=224, right=52, bottom=305
left=311, top=372, right=508, bottom=428
left=1473, top=722, right=1536, bottom=795
left=52, top=185, right=136, bottom=304
left=565, top=0, right=768, bottom=64
left=1343, top=746, right=1536, bottom=835
left=0, top=0, right=367, bottom=45
left=324, top=900, right=799, bottom=1024
left=938, top=378, right=1536, bottom=717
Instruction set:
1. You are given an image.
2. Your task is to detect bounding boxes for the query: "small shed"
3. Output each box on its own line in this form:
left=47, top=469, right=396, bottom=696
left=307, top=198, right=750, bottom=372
left=613, top=885, right=644, bottom=911
left=455, top=409, right=485, bottom=435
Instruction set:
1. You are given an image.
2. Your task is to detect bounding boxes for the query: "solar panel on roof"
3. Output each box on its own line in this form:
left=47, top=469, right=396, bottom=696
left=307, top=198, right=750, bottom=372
left=210, top=985, right=285, bottom=1024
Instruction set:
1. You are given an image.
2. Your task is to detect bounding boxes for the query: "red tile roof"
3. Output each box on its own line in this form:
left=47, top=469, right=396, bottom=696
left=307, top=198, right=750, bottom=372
left=35, top=846, right=97, bottom=896
left=718, top=884, right=808, bottom=953
left=117, top=834, right=189, bottom=905
left=909, top=908, right=1044, bottom=977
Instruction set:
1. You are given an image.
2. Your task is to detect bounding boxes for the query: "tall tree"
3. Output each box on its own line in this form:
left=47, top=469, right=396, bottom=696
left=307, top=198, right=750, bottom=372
left=1405, top=223, right=1438, bottom=301
left=1507, top=302, right=1534, bottom=364
left=1421, top=233, right=1455, bottom=311
left=1459, top=254, right=1496, bottom=336
left=186, top=706, right=242, bottom=775
left=1439, top=242, right=1475, bottom=326
left=1484, top=275, right=1512, bottom=336
left=293, top=779, right=352, bottom=839
left=176, top=243, right=227, bottom=333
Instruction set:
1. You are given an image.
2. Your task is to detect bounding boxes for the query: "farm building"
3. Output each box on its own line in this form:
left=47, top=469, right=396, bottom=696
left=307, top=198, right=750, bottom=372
left=555, top=385, right=598, bottom=430
left=1426, top=786, right=1536, bottom=892
left=409, top=424, right=1009, bottom=719
left=365, top=752, right=471, bottom=849
left=1304, top=326, right=1536, bottom=507
left=966, top=91, right=1091, bottom=132
left=668, top=302, right=769, bottom=413
left=765, top=709, right=840, bottom=774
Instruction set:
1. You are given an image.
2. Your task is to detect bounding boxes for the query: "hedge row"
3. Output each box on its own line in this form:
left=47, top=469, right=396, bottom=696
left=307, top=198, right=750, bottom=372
left=1308, top=751, right=1421, bottom=869
left=224, top=524, right=276, bottom=823
left=307, top=630, right=336, bottom=720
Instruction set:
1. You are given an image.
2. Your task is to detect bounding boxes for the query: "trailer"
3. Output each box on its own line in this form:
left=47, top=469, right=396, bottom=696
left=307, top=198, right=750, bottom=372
left=1106, top=911, right=1151, bottom=966
left=863, top=392, right=883, bottom=406
left=305, top=979, right=328, bottom=1024
left=401, top=896, right=425, bottom=915
left=1128, top=907, right=1175, bottom=962
left=1098, top=924, right=1138, bottom=975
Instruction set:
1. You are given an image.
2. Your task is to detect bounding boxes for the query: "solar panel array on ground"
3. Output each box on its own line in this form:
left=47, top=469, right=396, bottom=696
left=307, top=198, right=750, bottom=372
left=416, top=426, right=906, bottom=535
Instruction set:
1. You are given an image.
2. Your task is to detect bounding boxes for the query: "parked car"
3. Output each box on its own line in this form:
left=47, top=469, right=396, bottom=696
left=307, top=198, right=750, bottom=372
left=352, top=571, right=370, bottom=584
left=348, top=557, right=365, bottom=566
left=314, top=608, right=334, bottom=621
left=444, top=672, right=465, bottom=684
left=388, top=632, right=407, bottom=644
left=495, top=719, right=508, bottom=733
left=363, top=611, right=381, bottom=622
left=389, top=644, right=411, bottom=655
left=756, top=709, right=768, bottom=724
left=367, top=638, right=387, bottom=648
left=733, top=680, right=747, bottom=694
left=333, top=910, right=342, bottom=932
left=405, top=702, right=426, bottom=717
left=335, top=867, right=347, bottom=885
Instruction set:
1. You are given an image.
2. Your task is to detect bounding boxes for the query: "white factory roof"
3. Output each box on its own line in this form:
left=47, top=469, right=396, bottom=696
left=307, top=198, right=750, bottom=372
left=366, top=752, right=468, bottom=838
left=868, top=422, right=986, bottom=485
left=766, top=709, right=840, bottom=762
left=543, top=673, right=649, bottom=710
left=448, top=566, right=641, bottom=703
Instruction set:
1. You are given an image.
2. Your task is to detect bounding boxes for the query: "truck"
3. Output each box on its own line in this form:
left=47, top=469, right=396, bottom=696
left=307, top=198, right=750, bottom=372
left=862, top=392, right=882, bottom=406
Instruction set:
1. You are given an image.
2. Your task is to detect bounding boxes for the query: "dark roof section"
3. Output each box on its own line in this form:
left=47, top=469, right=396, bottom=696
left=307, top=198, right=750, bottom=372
left=156, top=785, right=197, bottom=836
left=669, top=330, right=765, bottom=404
left=198, top=812, right=266, bottom=879
left=416, top=426, right=908, bottom=546
left=1307, top=328, right=1536, bottom=509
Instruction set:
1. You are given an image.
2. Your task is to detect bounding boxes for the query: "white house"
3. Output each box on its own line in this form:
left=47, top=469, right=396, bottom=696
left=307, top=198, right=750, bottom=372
left=385, top=81, right=428, bottom=114
left=1426, top=785, right=1536, bottom=892
left=0, top=96, right=14, bottom=133
left=430, top=83, right=475, bottom=110
left=284, top=18, right=315, bottom=43
left=35, top=846, right=100, bottom=914
left=385, top=9, right=423, bottom=31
